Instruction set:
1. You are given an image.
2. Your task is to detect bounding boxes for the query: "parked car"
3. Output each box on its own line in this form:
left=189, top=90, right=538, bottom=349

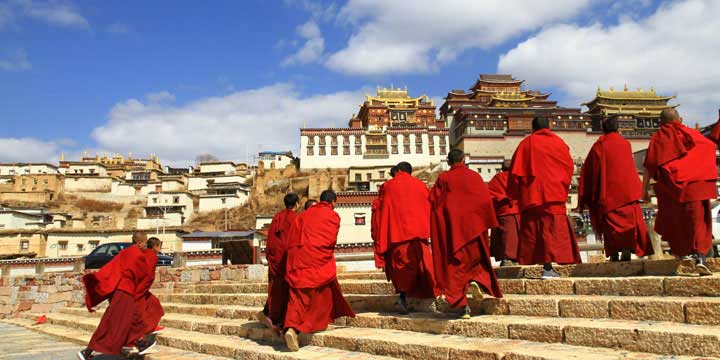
left=84, top=242, right=173, bottom=269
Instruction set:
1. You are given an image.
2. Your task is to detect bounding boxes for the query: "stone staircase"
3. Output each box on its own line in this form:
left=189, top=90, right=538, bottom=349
left=4, top=259, right=720, bottom=359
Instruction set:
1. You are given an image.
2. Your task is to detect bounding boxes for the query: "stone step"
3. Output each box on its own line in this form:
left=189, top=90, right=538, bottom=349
left=339, top=258, right=720, bottom=280
left=153, top=292, right=720, bottom=325
left=0, top=318, right=235, bottom=360
left=182, top=275, right=720, bottom=298
left=18, top=312, right=715, bottom=360
left=13, top=313, right=399, bottom=360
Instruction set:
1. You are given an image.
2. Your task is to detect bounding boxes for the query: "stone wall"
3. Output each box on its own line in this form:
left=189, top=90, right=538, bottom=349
left=0, top=263, right=265, bottom=319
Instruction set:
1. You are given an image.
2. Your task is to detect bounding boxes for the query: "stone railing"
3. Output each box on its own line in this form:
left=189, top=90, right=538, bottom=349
left=0, top=263, right=265, bottom=319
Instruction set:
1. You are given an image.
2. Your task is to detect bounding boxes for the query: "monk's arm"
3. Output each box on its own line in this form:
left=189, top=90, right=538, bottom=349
left=641, top=167, right=651, bottom=202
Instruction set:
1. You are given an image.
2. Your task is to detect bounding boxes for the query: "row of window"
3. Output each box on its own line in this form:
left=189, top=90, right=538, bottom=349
left=307, top=135, right=447, bottom=146
left=308, top=144, right=449, bottom=156
left=19, top=240, right=100, bottom=251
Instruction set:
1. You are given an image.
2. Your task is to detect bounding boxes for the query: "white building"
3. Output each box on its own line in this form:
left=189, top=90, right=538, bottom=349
left=300, top=127, right=449, bottom=170
left=0, top=209, right=48, bottom=230
left=198, top=161, right=237, bottom=175
left=198, top=183, right=250, bottom=212
left=258, top=151, right=295, bottom=170
left=0, top=163, right=59, bottom=176
left=334, top=191, right=377, bottom=246
left=61, top=162, right=109, bottom=177
left=137, top=191, right=195, bottom=229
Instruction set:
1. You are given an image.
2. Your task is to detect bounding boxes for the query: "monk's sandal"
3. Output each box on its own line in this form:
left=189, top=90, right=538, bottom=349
left=285, top=328, right=300, bottom=352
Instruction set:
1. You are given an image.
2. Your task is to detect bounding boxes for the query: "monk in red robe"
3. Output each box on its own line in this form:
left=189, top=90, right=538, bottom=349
left=125, top=237, right=165, bottom=355
left=488, top=160, right=520, bottom=266
left=643, top=108, right=716, bottom=276
left=283, top=190, right=355, bottom=351
left=508, top=117, right=581, bottom=278
left=431, top=149, right=503, bottom=319
left=578, top=116, right=653, bottom=261
left=258, top=193, right=299, bottom=332
left=377, top=162, right=436, bottom=313
left=78, top=232, right=156, bottom=360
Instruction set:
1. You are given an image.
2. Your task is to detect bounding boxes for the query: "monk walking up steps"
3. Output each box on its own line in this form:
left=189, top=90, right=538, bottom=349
left=578, top=116, right=653, bottom=261
left=78, top=231, right=158, bottom=360
left=643, top=109, right=716, bottom=276
left=488, top=160, right=521, bottom=266
left=508, top=117, right=582, bottom=279
left=283, top=190, right=355, bottom=351
left=376, top=162, right=437, bottom=314
left=431, top=149, right=503, bottom=319
left=258, top=193, right=299, bottom=333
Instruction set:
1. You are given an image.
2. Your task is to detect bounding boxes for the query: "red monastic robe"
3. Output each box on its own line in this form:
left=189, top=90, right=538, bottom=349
left=284, top=202, right=355, bottom=333
left=127, top=249, right=164, bottom=344
left=579, top=132, right=653, bottom=257
left=264, top=208, right=298, bottom=324
left=644, top=122, right=717, bottom=256
left=488, top=171, right=521, bottom=261
left=430, top=163, right=503, bottom=309
left=508, top=128, right=581, bottom=265
left=371, top=187, right=385, bottom=269
left=377, top=172, right=436, bottom=299
left=83, top=245, right=148, bottom=354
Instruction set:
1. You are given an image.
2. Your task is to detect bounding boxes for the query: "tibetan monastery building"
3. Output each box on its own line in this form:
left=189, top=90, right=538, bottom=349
left=300, top=86, right=449, bottom=171
left=440, top=74, right=673, bottom=180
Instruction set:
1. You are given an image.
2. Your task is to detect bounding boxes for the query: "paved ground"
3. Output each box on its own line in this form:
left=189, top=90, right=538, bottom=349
left=0, top=322, right=126, bottom=360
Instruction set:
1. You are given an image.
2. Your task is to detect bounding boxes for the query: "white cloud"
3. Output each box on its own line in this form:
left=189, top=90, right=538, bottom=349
left=282, top=20, right=325, bottom=66
left=0, top=138, right=58, bottom=163
left=498, top=0, right=720, bottom=125
left=14, top=0, right=89, bottom=28
left=107, top=22, right=128, bottom=34
left=0, top=49, right=31, bottom=71
left=145, top=91, right=175, bottom=103
left=325, top=0, right=592, bottom=75
left=91, top=84, right=363, bottom=166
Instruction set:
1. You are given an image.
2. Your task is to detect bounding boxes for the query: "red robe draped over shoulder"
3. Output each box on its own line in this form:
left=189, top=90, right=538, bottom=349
left=264, top=208, right=297, bottom=324
left=283, top=202, right=354, bottom=333
left=430, top=163, right=502, bottom=309
left=579, top=132, right=653, bottom=257
left=644, top=122, right=717, bottom=256
left=83, top=245, right=149, bottom=355
left=508, top=129, right=581, bottom=265
left=83, top=245, right=145, bottom=311
left=377, top=172, right=436, bottom=299
left=488, top=171, right=521, bottom=261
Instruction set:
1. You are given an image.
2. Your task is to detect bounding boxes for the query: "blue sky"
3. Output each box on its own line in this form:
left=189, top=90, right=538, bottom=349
left=1, top=0, right=718, bottom=165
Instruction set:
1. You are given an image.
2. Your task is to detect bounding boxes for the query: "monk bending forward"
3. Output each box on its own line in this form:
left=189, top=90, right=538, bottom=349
left=283, top=190, right=355, bottom=351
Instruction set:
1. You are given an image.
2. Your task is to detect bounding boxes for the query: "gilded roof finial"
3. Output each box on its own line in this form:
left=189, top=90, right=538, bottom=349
left=60, top=152, right=65, bottom=162
left=696, top=122, right=701, bottom=129
left=610, top=86, right=615, bottom=91
left=391, top=83, right=394, bottom=90
left=624, top=84, right=628, bottom=91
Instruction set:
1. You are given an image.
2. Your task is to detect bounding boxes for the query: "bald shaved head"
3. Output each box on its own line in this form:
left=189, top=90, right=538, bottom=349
left=660, top=108, right=680, bottom=124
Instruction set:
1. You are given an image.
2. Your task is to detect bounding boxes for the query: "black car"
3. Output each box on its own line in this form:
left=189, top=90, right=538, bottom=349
left=84, top=242, right=173, bottom=269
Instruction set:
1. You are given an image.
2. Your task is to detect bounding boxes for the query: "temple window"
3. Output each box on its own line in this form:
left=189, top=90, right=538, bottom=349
left=355, top=145, right=362, bottom=155
left=404, top=145, right=411, bottom=154
left=307, top=147, right=314, bottom=156
left=415, top=144, right=422, bottom=154
left=331, top=147, right=338, bottom=156
left=440, top=146, right=447, bottom=155
left=343, top=147, right=350, bottom=155
left=319, top=147, right=326, bottom=156
left=308, top=137, right=315, bottom=145
left=319, top=137, right=326, bottom=145
left=392, top=145, right=399, bottom=154
left=429, top=144, right=435, bottom=155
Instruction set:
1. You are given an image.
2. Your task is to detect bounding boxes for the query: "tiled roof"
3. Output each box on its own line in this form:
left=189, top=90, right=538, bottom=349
left=336, top=191, right=379, bottom=206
